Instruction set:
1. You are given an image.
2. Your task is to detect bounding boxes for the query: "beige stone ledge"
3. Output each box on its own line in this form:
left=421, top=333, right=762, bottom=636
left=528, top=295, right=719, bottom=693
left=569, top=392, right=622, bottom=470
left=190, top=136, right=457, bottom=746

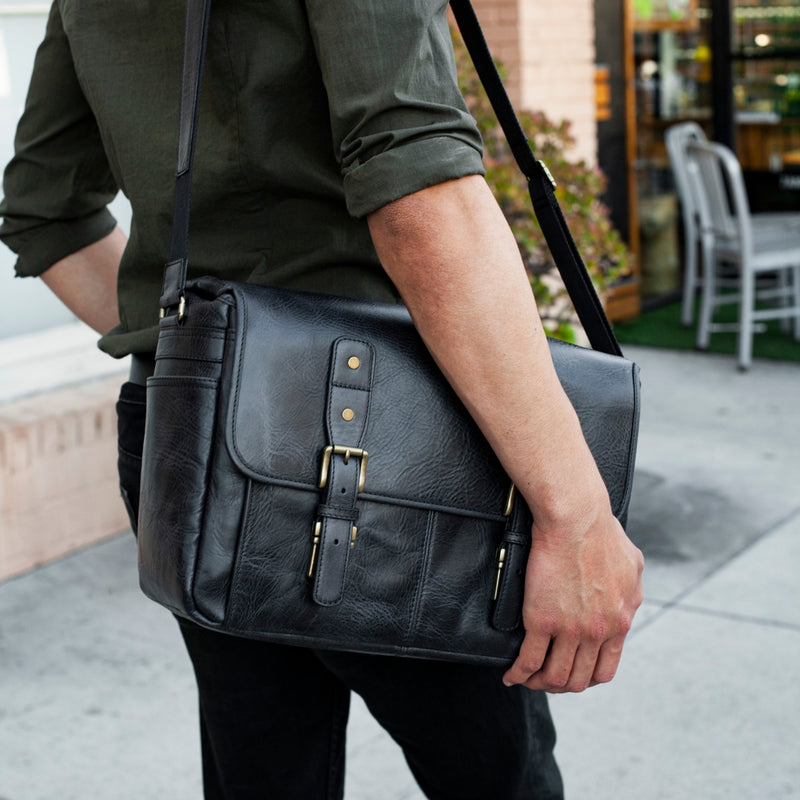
left=0, top=375, right=130, bottom=582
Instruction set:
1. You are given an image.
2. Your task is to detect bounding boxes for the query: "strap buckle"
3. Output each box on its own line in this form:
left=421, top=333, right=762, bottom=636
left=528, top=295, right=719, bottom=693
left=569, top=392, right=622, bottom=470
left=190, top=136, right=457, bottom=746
left=537, top=160, right=557, bottom=189
left=318, top=445, right=369, bottom=493
left=159, top=295, right=187, bottom=322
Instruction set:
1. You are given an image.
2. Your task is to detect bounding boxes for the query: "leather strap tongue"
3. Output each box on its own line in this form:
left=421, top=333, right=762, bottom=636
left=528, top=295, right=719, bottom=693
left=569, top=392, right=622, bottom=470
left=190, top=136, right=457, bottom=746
left=311, top=339, right=374, bottom=606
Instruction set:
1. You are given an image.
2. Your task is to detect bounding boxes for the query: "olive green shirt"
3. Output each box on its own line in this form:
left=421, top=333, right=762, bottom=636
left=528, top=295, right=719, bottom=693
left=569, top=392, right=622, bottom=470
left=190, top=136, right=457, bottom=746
left=0, top=0, right=484, bottom=357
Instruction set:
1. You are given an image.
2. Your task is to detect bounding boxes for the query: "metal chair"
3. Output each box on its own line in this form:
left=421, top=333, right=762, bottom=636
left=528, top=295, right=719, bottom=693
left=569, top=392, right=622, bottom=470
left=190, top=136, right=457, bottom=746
left=665, top=122, right=707, bottom=327
left=686, top=139, right=800, bottom=370
left=665, top=122, right=798, bottom=329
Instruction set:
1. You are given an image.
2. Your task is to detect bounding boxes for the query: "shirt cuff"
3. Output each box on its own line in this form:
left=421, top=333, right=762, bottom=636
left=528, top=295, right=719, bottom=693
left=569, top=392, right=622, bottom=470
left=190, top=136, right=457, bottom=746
left=343, top=136, right=485, bottom=219
left=4, top=208, right=117, bottom=278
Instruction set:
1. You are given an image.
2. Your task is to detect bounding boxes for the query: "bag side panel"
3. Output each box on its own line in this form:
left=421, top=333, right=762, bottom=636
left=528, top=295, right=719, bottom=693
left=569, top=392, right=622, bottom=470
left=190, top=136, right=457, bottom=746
left=138, top=375, right=220, bottom=616
left=192, top=329, right=249, bottom=623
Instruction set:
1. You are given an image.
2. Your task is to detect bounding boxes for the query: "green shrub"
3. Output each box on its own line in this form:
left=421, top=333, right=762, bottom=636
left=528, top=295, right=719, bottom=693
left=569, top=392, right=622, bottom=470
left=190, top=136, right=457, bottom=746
left=454, top=31, right=632, bottom=337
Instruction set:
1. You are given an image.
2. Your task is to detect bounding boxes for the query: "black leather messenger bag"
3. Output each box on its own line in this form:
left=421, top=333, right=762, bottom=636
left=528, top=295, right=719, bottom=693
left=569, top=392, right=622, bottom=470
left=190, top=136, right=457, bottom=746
left=137, top=0, right=641, bottom=665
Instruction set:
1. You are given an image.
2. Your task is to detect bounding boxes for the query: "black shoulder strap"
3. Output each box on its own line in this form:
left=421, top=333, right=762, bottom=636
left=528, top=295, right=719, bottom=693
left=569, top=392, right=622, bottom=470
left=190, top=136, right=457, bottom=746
left=161, top=0, right=622, bottom=357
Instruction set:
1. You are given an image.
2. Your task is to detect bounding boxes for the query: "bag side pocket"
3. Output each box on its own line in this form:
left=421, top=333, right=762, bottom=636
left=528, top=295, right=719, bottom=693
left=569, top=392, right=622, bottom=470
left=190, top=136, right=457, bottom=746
left=116, top=382, right=147, bottom=536
left=138, top=376, right=219, bottom=619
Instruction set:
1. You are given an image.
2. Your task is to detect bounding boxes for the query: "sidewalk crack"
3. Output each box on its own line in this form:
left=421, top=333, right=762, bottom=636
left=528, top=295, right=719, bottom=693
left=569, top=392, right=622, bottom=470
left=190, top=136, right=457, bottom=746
left=631, top=504, right=800, bottom=637
left=657, top=603, right=800, bottom=633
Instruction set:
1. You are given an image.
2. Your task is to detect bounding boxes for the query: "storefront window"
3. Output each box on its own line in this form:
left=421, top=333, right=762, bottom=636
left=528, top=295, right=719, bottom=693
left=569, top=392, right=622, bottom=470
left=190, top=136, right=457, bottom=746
left=732, top=1, right=800, bottom=200
left=633, top=0, right=712, bottom=199
left=634, top=1, right=800, bottom=202
left=630, top=0, right=800, bottom=300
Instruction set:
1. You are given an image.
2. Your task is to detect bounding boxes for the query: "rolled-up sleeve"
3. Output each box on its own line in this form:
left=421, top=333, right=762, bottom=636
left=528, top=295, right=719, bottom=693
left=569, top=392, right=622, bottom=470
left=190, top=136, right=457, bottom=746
left=305, top=0, right=485, bottom=218
left=0, top=1, right=117, bottom=278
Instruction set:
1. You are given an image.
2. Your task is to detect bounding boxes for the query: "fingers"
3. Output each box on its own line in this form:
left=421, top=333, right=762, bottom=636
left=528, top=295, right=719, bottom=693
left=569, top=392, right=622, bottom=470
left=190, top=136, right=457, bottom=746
left=591, top=633, right=626, bottom=686
left=501, top=510, right=644, bottom=694
left=503, top=631, right=551, bottom=687
left=503, top=631, right=627, bottom=693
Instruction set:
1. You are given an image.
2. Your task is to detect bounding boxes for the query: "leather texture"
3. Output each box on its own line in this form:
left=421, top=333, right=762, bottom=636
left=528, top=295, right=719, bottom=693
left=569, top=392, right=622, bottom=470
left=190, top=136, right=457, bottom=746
left=139, top=0, right=641, bottom=666
left=138, top=280, right=641, bottom=666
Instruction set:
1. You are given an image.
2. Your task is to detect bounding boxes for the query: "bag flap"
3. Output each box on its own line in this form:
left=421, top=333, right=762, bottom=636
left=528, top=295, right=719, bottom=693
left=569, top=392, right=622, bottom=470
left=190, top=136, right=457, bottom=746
left=224, top=285, right=639, bottom=520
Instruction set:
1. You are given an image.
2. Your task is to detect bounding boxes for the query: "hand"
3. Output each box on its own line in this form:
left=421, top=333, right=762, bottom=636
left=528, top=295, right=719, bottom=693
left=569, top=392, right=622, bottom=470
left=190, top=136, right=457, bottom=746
left=503, top=508, right=644, bottom=693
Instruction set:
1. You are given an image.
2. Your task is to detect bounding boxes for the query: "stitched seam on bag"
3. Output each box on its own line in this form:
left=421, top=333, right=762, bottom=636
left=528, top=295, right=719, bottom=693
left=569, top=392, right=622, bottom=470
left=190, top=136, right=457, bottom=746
left=230, top=287, right=249, bottom=469
left=158, top=326, right=228, bottom=340
left=226, top=481, right=265, bottom=622
left=154, top=353, right=225, bottom=364
left=157, top=331, right=227, bottom=362
left=405, top=509, right=436, bottom=645
left=607, top=365, right=639, bottom=519
left=146, top=376, right=219, bottom=388
left=358, top=491, right=505, bottom=521
left=159, top=328, right=227, bottom=339
left=220, top=625, right=515, bottom=665
left=220, top=477, right=253, bottom=625
left=615, top=366, right=641, bottom=519
left=186, top=378, right=223, bottom=621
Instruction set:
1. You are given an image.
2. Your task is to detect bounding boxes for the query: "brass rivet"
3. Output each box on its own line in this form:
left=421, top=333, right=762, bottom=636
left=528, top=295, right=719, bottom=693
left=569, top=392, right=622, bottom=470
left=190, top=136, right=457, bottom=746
left=347, top=356, right=360, bottom=370
left=342, top=408, right=355, bottom=422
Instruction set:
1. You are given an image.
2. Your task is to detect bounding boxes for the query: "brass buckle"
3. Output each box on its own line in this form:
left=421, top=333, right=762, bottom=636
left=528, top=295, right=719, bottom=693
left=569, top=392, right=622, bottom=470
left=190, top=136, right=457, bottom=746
left=307, top=521, right=359, bottom=579
left=318, top=445, right=369, bottom=493
left=158, top=295, right=186, bottom=322
left=503, top=484, right=517, bottom=517
left=492, top=546, right=507, bottom=602
left=308, top=521, right=322, bottom=578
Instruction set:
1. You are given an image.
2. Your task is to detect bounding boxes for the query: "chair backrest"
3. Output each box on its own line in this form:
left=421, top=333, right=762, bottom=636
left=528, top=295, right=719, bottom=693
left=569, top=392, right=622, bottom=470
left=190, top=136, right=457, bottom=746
left=665, top=122, right=707, bottom=235
left=686, top=139, right=753, bottom=257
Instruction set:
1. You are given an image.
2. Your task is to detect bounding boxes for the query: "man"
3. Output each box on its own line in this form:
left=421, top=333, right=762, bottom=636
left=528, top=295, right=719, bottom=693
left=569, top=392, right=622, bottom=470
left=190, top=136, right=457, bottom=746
left=0, top=1, right=643, bottom=797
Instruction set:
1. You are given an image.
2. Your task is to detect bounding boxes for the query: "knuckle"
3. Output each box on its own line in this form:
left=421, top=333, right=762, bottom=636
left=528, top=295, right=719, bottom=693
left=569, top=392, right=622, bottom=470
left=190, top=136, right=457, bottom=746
left=616, top=612, right=634, bottom=637
left=545, top=670, right=570, bottom=691
left=569, top=678, right=592, bottom=694
left=519, top=657, right=544, bottom=675
left=530, top=612, right=560, bottom=637
left=593, top=666, right=617, bottom=685
left=587, top=616, right=610, bottom=643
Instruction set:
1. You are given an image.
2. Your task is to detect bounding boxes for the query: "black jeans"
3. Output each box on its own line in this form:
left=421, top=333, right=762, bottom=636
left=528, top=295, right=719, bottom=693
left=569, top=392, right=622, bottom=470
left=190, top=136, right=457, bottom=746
left=117, top=381, right=563, bottom=800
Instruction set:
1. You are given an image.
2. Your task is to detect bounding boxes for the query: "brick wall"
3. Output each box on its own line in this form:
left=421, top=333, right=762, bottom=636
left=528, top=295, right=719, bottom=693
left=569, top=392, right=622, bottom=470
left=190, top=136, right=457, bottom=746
left=473, top=0, right=597, bottom=165
left=466, top=0, right=523, bottom=106
left=0, top=377, right=129, bottom=581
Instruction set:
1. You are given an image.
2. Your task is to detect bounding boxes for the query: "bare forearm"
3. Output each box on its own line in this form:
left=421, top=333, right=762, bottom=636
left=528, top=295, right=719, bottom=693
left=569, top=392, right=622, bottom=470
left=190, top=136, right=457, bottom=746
left=369, top=175, right=643, bottom=693
left=40, top=226, right=126, bottom=335
left=367, top=175, right=607, bottom=529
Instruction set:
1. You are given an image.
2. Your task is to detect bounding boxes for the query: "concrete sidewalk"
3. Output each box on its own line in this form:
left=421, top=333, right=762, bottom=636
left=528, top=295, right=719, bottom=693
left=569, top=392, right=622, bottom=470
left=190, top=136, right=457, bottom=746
left=1, top=344, right=798, bottom=800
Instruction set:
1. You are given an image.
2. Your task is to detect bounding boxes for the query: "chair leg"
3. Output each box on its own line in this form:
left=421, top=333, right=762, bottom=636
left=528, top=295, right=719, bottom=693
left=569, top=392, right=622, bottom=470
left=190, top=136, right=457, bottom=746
left=681, top=226, right=698, bottom=327
left=779, top=270, right=791, bottom=334
left=738, top=264, right=754, bottom=371
left=696, top=238, right=715, bottom=350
